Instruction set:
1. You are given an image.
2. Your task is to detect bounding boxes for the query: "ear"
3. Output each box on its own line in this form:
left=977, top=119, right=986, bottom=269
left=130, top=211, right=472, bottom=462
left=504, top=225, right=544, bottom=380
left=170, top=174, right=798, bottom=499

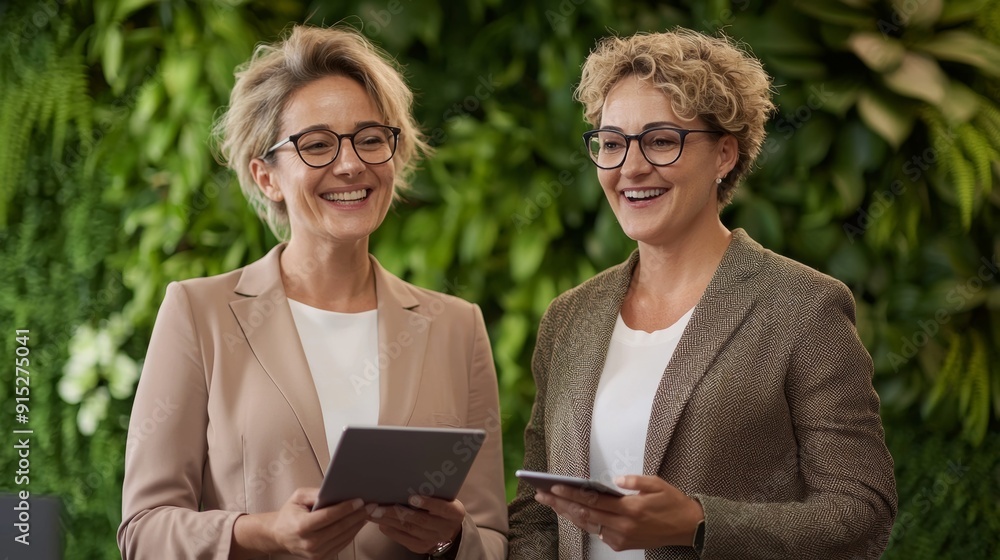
left=249, top=157, right=284, bottom=202
left=715, top=134, right=740, bottom=180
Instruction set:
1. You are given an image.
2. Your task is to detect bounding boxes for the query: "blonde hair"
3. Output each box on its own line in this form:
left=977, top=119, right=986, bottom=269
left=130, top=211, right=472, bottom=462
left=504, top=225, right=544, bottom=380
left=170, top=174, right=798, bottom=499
left=575, top=29, right=774, bottom=206
left=213, top=25, right=430, bottom=239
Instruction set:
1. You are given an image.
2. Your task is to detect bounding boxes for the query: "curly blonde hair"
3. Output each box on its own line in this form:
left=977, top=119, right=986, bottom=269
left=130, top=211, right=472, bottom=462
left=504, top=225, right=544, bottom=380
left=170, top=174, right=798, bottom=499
left=575, top=29, right=774, bottom=206
left=213, top=25, right=430, bottom=240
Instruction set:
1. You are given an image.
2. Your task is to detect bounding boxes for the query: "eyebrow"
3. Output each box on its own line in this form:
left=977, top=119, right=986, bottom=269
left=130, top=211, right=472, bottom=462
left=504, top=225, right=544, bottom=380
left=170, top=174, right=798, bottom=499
left=602, top=121, right=683, bottom=132
left=290, top=120, right=386, bottom=136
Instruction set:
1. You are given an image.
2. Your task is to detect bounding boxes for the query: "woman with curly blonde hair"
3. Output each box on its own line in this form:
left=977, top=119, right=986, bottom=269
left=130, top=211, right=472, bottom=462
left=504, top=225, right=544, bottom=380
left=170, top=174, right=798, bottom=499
left=509, top=28, right=896, bottom=559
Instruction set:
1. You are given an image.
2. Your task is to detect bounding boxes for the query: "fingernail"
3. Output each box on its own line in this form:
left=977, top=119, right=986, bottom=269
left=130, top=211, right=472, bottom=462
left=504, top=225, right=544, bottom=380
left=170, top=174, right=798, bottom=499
left=365, top=503, right=377, bottom=514
left=614, top=476, right=625, bottom=486
left=370, top=506, right=384, bottom=519
left=409, top=495, right=423, bottom=508
left=352, top=499, right=365, bottom=511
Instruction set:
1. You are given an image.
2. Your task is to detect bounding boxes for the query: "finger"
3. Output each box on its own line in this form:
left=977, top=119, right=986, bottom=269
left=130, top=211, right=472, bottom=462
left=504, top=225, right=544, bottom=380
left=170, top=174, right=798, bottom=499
left=549, top=484, right=622, bottom=512
left=536, top=490, right=609, bottom=530
left=315, top=516, right=369, bottom=558
left=289, top=487, right=321, bottom=508
left=407, top=496, right=466, bottom=521
left=378, top=523, right=434, bottom=553
left=306, top=499, right=367, bottom=531
left=369, top=506, right=439, bottom=541
left=615, top=475, right=669, bottom=493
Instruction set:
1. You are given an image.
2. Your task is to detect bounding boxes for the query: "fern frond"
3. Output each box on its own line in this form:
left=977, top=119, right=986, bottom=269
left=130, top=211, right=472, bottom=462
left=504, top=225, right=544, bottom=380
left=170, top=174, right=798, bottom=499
left=0, top=75, right=37, bottom=227
left=923, top=331, right=963, bottom=417
left=957, top=123, right=994, bottom=195
left=977, top=101, right=1000, bottom=153
left=962, top=332, right=989, bottom=445
left=948, top=145, right=977, bottom=229
left=992, top=354, right=1000, bottom=418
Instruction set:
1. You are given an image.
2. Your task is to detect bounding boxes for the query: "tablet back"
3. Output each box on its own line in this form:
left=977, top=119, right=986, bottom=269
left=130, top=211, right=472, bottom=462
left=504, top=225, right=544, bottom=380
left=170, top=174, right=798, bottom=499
left=314, top=425, right=486, bottom=510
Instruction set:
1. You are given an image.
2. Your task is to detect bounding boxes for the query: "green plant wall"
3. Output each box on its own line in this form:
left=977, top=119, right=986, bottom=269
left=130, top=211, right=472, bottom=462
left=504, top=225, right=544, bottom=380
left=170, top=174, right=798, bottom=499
left=0, top=0, right=997, bottom=558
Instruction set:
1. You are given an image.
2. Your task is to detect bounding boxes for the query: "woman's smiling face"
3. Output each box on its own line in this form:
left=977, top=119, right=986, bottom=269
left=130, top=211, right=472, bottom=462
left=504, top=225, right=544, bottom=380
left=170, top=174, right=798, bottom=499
left=596, top=75, right=737, bottom=247
left=251, top=74, right=397, bottom=249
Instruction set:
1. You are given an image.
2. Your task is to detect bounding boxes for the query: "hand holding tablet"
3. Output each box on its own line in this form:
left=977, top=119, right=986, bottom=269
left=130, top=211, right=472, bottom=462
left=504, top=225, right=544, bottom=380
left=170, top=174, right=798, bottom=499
left=313, top=425, right=486, bottom=511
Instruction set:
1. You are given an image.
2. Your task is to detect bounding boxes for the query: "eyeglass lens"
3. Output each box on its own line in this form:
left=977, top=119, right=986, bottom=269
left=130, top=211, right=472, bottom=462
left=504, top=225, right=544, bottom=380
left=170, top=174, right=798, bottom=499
left=296, top=125, right=397, bottom=166
left=587, top=128, right=684, bottom=168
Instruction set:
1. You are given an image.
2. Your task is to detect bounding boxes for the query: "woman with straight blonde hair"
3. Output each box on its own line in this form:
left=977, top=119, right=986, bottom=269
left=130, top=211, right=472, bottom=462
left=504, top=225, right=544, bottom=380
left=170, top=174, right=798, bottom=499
left=118, top=25, right=507, bottom=560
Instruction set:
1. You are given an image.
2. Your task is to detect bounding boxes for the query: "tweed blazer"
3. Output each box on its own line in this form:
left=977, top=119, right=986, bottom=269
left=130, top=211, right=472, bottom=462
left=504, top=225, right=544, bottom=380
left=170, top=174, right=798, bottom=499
left=508, top=229, right=897, bottom=559
left=118, top=243, right=508, bottom=560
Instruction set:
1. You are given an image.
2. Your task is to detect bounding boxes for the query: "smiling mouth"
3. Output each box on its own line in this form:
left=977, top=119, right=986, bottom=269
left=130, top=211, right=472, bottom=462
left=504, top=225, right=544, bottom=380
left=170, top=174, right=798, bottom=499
left=623, top=188, right=667, bottom=202
left=320, top=189, right=370, bottom=203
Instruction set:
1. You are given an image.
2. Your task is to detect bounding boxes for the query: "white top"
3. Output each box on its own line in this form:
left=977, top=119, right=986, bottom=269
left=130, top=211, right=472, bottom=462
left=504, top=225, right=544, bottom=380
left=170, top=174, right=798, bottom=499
left=287, top=299, right=380, bottom=456
left=588, top=307, right=695, bottom=560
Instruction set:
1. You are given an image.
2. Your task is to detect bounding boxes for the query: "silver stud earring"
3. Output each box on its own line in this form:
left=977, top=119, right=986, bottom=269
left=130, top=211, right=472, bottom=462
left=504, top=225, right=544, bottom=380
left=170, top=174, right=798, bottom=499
left=716, top=178, right=722, bottom=184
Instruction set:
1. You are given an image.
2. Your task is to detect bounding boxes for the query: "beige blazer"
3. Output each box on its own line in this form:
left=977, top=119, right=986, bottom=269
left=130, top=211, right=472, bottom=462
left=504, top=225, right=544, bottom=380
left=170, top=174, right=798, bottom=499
left=118, top=244, right=508, bottom=560
left=508, top=229, right=897, bottom=559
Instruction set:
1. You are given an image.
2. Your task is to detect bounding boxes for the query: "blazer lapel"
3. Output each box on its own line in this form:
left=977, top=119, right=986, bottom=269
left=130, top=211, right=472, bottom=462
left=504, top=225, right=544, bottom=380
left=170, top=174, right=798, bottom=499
left=229, top=243, right=331, bottom=475
left=642, top=229, right=765, bottom=475
left=371, top=256, right=429, bottom=427
left=561, top=255, right=636, bottom=559
left=565, top=254, right=637, bottom=481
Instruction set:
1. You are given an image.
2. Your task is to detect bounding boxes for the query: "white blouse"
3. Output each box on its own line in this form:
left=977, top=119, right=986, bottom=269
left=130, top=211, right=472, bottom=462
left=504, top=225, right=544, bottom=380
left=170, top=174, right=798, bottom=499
left=287, top=299, right=380, bottom=456
left=589, top=307, right=695, bottom=560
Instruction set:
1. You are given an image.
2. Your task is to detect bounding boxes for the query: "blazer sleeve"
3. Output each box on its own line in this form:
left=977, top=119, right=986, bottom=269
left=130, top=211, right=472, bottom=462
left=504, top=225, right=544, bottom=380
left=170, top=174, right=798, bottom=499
left=692, top=282, right=898, bottom=559
left=117, top=282, right=241, bottom=560
left=507, top=303, right=560, bottom=559
left=452, top=303, right=509, bottom=560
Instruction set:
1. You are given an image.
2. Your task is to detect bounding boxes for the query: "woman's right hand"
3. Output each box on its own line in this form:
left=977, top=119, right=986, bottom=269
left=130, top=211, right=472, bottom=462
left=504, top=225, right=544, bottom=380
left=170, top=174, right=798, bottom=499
left=231, top=487, right=371, bottom=559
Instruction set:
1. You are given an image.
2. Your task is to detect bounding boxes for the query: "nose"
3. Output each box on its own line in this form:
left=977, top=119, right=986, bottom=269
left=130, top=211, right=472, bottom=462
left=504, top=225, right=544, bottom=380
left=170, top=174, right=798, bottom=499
left=330, top=139, right=366, bottom=177
left=619, top=139, right=652, bottom=178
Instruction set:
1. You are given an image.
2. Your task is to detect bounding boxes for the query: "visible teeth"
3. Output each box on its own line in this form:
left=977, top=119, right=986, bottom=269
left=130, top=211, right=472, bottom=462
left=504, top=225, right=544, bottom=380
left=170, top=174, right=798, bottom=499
left=321, top=190, right=367, bottom=202
left=624, top=189, right=666, bottom=199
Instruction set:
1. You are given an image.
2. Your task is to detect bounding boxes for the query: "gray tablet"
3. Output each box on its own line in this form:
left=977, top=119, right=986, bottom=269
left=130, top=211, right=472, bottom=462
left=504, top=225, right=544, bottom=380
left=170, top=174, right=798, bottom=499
left=313, top=425, right=486, bottom=510
left=515, top=469, right=626, bottom=497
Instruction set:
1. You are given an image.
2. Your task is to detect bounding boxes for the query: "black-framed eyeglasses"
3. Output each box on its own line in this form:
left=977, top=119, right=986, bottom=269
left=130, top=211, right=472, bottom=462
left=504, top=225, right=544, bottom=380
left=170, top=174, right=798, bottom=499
left=264, top=124, right=401, bottom=168
left=582, top=126, right=723, bottom=169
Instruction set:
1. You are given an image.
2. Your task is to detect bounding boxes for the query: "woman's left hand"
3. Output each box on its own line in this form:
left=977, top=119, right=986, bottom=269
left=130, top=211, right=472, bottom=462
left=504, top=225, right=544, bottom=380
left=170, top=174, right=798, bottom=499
left=535, top=475, right=703, bottom=551
left=368, top=495, right=465, bottom=554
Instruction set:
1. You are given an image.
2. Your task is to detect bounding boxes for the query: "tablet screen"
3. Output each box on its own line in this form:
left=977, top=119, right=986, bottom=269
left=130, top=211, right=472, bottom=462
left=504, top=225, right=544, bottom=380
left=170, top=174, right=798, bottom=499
left=313, top=425, right=486, bottom=510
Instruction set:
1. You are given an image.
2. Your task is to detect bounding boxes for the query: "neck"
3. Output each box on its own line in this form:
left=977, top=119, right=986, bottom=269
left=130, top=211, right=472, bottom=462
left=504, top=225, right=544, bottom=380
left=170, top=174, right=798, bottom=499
left=279, top=238, right=377, bottom=312
left=633, top=217, right=732, bottom=300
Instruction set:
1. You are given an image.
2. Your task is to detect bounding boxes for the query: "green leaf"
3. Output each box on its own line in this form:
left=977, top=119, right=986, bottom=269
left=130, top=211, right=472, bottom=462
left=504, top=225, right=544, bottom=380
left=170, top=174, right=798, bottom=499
left=848, top=32, right=906, bottom=73
left=727, top=11, right=824, bottom=56
left=882, top=53, right=949, bottom=106
left=734, top=196, right=784, bottom=249
left=793, top=0, right=874, bottom=28
left=890, top=0, right=943, bottom=28
left=939, top=0, right=993, bottom=24
left=510, top=231, right=547, bottom=282
left=939, top=81, right=981, bottom=123
left=913, top=31, right=1000, bottom=77
left=857, top=89, right=915, bottom=149
left=101, top=25, right=124, bottom=91
left=827, top=240, right=869, bottom=285
left=762, top=55, right=828, bottom=80
left=794, top=114, right=836, bottom=169
left=112, top=0, right=161, bottom=21
left=818, top=79, right=862, bottom=116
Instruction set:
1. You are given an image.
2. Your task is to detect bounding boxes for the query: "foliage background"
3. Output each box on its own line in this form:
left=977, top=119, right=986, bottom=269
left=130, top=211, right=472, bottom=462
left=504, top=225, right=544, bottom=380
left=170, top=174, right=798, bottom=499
left=1, top=0, right=998, bottom=558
